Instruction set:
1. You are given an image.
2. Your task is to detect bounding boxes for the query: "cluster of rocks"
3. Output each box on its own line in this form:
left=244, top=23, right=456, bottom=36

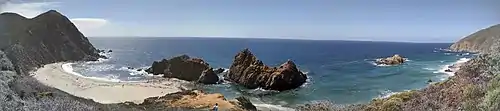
left=97, top=49, right=113, bottom=53
left=145, top=48, right=308, bottom=91
left=375, top=54, right=406, bottom=65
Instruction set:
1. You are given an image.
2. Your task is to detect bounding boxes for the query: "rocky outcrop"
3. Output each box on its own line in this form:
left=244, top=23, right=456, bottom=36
left=138, top=90, right=257, bottom=111
left=197, top=68, right=220, bottom=84
left=450, top=24, right=500, bottom=53
left=375, top=54, right=406, bottom=65
left=234, top=97, right=257, bottom=111
left=145, top=55, right=210, bottom=81
left=0, top=10, right=104, bottom=75
left=214, top=68, right=225, bottom=74
left=226, top=49, right=307, bottom=91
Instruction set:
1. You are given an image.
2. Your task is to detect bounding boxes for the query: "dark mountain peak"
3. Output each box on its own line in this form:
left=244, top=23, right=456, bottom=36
left=0, top=9, right=103, bottom=75
left=33, top=10, right=65, bottom=20
left=0, top=12, right=28, bottom=20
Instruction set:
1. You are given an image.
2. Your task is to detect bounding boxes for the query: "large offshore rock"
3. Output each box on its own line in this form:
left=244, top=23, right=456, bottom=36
left=226, top=49, right=307, bottom=91
left=145, top=55, right=210, bottom=81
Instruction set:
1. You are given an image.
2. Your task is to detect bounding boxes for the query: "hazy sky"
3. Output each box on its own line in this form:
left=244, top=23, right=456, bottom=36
left=1, top=0, right=499, bottom=42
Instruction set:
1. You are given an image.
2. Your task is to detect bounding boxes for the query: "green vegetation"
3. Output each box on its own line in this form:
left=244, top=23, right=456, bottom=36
left=480, top=74, right=500, bottom=111
left=462, top=84, right=484, bottom=111
left=36, top=92, right=54, bottom=98
left=365, top=90, right=417, bottom=111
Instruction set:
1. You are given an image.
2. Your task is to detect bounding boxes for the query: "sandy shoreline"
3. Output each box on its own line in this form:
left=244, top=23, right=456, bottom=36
left=32, top=63, right=186, bottom=104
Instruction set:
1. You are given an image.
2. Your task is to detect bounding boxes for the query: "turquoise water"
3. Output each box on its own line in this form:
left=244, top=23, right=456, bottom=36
left=68, top=37, right=473, bottom=107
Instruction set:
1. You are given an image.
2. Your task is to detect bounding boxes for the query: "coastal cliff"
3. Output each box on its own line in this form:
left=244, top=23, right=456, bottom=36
left=0, top=10, right=151, bottom=110
left=449, top=24, right=500, bottom=53
left=0, top=10, right=104, bottom=75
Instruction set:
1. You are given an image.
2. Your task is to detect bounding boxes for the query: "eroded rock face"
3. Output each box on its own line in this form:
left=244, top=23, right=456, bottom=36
left=375, top=54, right=406, bottom=65
left=145, top=55, right=210, bottom=81
left=0, top=10, right=104, bottom=75
left=197, top=68, right=220, bottom=84
left=226, top=49, right=307, bottom=91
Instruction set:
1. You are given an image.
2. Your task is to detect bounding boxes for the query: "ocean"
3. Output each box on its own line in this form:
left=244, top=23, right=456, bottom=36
left=64, top=37, right=474, bottom=108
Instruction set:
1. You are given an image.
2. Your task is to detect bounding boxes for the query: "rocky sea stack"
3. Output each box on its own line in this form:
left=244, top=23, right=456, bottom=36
left=450, top=24, right=500, bottom=53
left=145, top=54, right=220, bottom=84
left=375, top=54, right=406, bottom=65
left=226, top=48, right=307, bottom=91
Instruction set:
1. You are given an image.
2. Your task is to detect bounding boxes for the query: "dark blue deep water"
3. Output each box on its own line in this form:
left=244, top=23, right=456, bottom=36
left=69, top=37, right=473, bottom=107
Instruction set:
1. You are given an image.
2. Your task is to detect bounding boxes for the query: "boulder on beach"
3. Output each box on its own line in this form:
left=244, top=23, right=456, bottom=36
left=197, top=68, right=220, bottom=84
left=375, top=54, right=407, bottom=65
left=145, top=55, right=210, bottom=81
left=226, top=48, right=307, bottom=91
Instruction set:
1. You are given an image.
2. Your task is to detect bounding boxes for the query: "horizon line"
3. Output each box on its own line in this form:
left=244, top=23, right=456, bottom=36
left=86, top=36, right=455, bottom=44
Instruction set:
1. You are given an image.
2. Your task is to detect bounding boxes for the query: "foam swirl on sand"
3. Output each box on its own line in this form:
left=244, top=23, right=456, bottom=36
left=62, top=63, right=121, bottom=82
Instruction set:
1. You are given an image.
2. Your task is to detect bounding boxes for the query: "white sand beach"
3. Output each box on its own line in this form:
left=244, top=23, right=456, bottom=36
left=32, top=63, right=186, bottom=104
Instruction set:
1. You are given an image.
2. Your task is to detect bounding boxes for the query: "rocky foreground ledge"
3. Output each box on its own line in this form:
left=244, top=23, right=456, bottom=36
left=127, top=90, right=257, bottom=111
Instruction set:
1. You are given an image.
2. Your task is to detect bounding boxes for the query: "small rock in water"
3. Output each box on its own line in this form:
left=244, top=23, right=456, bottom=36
left=136, top=69, right=143, bottom=71
left=427, top=79, right=433, bottom=83
left=445, top=69, right=452, bottom=72
left=108, top=50, right=113, bottom=53
left=375, top=54, right=406, bottom=65
left=128, top=67, right=134, bottom=70
left=213, top=68, right=225, bottom=74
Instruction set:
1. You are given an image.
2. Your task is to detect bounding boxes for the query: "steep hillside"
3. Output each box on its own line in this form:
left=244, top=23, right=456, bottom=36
left=450, top=24, right=500, bottom=53
left=0, top=10, right=104, bottom=75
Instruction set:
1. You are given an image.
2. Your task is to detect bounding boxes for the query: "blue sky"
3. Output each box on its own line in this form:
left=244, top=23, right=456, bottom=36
left=1, top=0, right=499, bottom=42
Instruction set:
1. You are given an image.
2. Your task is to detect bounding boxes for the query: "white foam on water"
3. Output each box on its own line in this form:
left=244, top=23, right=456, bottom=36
left=118, top=66, right=149, bottom=76
left=86, top=57, right=110, bottom=64
left=422, top=68, right=435, bottom=70
left=405, top=58, right=411, bottom=62
left=377, top=90, right=400, bottom=99
left=254, top=104, right=295, bottom=111
left=457, top=58, right=471, bottom=64
left=223, top=68, right=230, bottom=73
left=61, top=63, right=122, bottom=82
left=434, top=58, right=471, bottom=76
left=370, top=62, right=393, bottom=67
